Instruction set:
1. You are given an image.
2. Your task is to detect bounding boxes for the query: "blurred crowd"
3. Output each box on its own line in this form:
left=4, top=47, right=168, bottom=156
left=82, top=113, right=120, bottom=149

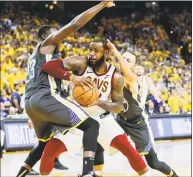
left=0, top=2, right=191, bottom=118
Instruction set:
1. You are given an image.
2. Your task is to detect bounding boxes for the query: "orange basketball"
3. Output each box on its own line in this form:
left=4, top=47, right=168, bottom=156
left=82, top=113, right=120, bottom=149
left=72, top=82, right=99, bottom=107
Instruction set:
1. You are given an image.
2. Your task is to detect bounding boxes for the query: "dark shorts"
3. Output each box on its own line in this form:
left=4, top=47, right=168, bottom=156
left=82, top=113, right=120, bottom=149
left=116, top=114, right=155, bottom=155
left=25, top=89, right=88, bottom=141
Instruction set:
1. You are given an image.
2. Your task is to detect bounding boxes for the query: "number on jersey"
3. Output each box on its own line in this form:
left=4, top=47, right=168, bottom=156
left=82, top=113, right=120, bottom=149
left=26, top=60, right=36, bottom=83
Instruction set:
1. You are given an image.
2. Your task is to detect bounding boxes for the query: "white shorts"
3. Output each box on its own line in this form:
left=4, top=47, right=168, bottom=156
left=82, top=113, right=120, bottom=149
left=54, top=113, right=125, bottom=155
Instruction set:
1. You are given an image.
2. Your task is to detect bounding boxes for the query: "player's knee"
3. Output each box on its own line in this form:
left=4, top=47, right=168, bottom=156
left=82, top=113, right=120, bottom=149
left=147, top=160, right=163, bottom=170
left=146, top=154, right=162, bottom=170
left=88, top=118, right=100, bottom=133
left=91, top=119, right=100, bottom=130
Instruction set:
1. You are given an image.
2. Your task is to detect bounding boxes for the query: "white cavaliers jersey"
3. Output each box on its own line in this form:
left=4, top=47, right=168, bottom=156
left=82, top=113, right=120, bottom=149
left=80, top=63, right=116, bottom=118
left=137, top=75, right=149, bottom=107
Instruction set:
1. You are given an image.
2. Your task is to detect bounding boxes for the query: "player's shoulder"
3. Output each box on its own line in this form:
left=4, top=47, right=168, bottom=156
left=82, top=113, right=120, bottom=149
left=112, top=70, right=124, bottom=89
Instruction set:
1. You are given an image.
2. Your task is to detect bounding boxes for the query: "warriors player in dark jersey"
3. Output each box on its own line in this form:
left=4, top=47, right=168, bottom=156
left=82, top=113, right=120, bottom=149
left=39, top=38, right=148, bottom=176
left=16, top=2, right=116, bottom=177
left=106, top=40, right=179, bottom=177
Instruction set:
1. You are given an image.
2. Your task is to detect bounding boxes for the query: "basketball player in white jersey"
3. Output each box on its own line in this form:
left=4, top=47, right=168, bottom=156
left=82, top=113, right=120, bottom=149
left=40, top=38, right=148, bottom=176
left=105, top=40, right=179, bottom=177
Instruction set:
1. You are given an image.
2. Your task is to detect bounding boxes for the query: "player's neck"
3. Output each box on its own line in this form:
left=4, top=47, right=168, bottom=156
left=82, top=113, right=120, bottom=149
left=93, top=62, right=107, bottom=75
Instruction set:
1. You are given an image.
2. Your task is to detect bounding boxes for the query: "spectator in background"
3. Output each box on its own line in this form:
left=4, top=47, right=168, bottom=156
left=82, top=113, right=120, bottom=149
left=1, top=2, right=191, bottom=115
left=159, top=103, right=171, bottom=114
left=0, top=89, right=16, bottom=118
left=168, top=89, right=183, bottom=113
left=11, top=83, right=23, bottom=114
left=146, top=100, right=159, bottom=115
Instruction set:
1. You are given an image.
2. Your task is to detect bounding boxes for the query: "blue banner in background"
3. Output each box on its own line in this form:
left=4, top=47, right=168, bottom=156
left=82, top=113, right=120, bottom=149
left=150, top=116, right=191, bottom=139
left=3, top=122, right=37, bottom=149
left=1, top=114, right=192, bottom=151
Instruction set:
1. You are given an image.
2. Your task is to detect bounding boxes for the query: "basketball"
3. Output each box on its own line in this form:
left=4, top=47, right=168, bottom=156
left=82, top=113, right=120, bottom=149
left=72, top=82, right=99, bottom=107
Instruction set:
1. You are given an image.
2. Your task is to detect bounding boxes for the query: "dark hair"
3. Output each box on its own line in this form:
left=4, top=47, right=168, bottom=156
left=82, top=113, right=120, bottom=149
left=93, top=38, right=108, bottom=50
left=37, top=25, right=53, bottom=40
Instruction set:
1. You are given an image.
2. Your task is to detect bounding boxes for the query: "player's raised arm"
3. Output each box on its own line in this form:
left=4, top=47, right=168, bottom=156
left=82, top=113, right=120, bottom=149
left=41, top=1, right=115, bottom=48
left=107, top=39, right=137, bottom=83
left=94, top=72, right=124, bottom=114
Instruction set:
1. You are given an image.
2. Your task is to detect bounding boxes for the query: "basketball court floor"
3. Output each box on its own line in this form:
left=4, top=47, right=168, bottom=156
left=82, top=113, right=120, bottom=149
left=1, top=139, right=191, bottom=177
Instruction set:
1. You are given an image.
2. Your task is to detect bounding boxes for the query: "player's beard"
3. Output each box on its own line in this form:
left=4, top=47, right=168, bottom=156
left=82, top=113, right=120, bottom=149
left=87, top=55, right=105, bottom=69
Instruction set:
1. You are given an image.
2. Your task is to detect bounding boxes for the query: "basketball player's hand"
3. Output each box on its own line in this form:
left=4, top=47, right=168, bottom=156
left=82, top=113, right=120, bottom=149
left=107, top=39, right=119, bottom=55
left=101, top=0, right=115, bottom=8
left=70, top=74, right=94, bottom=89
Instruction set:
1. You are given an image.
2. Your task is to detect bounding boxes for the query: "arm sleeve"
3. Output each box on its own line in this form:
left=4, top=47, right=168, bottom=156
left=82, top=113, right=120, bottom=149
left=41, top=59, right=72, bottom=81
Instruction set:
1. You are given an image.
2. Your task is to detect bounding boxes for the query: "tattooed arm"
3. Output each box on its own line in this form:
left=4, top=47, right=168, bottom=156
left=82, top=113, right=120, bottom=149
left=41, top=56, right=92, bottom=85
left=96, top=71, right=124, bottom=114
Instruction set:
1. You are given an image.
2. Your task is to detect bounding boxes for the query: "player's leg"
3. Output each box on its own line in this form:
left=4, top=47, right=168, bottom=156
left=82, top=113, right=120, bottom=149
left=76, top=118, right=100, bottom=175
left=34, top=92, right=99, bottom=176
left=94, top=143, right=104, bottom=177
left=40, top=138, right=68, bottom=175
left=110, top=134, right=148, bottom=175
left=40, top=129, right=82, bottom=174
left=16, top=99, right=55, bottom=177
left=145, top=148, right=178, bottom=177
left=118, top=115, right=179, bottom=177
left=40, top=118, right=99, bottom=176
left=95, top=114, right=147, bottom=176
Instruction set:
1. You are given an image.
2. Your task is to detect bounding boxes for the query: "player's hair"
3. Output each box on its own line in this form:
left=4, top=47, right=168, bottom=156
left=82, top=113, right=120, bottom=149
left=37, top=25, right=53, bottom=41
left=93, top=38, right=108, bottom=50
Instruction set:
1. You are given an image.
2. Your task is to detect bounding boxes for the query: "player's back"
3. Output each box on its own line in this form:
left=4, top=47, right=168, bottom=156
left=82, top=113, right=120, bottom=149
left=25, top=43, right=51, bottom=99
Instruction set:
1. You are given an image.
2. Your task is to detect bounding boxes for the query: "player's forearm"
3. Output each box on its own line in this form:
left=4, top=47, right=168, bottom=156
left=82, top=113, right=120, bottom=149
left=72, top=2, right=106, bottom=29
left=51, top=2, right=106, bottom=44
left=98, top=100, right=123, bottom=114
left=41, top=59, right=72, bottom=81
left=114, top=51, right=135, bottom=82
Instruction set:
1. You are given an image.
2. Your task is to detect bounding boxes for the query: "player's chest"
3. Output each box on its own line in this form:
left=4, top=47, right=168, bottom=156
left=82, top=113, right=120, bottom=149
left=83, top=72, right=112, bottom=94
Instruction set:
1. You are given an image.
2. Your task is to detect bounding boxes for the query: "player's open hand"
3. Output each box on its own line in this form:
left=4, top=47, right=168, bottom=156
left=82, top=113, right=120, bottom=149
left=107, top=39, right=119, bottom=55
left=88, top=98, right=101, bottom=107
left=101, top=1, right=115, bottom=8
left=70, top=74, right=94, bottom=90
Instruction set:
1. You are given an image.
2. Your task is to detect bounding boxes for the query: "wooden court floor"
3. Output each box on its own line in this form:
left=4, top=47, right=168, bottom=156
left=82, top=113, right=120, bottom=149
left=1, top=139, right=191, bottom=177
